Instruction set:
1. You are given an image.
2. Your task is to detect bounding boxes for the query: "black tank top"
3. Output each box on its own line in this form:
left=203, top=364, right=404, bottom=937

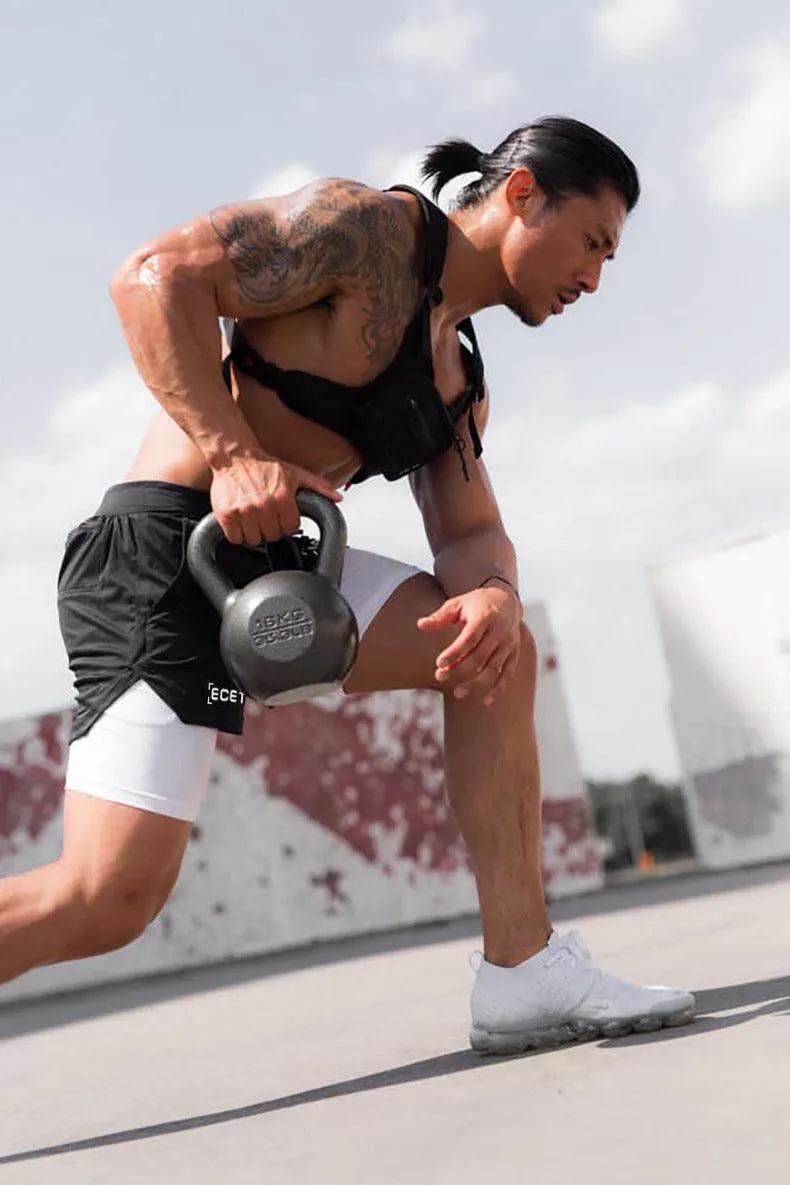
left=222, top=185, right=486, bottom=485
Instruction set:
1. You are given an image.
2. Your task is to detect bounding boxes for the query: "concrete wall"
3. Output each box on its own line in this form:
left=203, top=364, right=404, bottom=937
left=651, top=527, right=790, bottom=869
left=0, top=601, right=602, bottom=1004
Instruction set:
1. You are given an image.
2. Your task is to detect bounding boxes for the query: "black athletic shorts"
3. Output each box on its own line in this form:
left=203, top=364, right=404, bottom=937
left=57, top=480, right=319, bottom=743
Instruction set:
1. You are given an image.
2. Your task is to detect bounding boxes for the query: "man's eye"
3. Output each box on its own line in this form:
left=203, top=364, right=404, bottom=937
left=585, top=234, right=599, bottom=252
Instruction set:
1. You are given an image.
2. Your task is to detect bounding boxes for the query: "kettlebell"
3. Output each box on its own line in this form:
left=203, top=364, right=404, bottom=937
left=186, top=490, right=359, bottom=706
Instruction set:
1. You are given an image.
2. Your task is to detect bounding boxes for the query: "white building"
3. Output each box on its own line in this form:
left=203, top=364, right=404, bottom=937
left=650, top=526, right=790, bottom=869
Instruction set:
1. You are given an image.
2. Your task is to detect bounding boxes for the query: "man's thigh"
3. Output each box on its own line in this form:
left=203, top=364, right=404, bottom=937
left=60, top=787, right=193, bottom=911
left=62, top=680, right=216, bottom=911
left=341, top=551, right=457, bottom=694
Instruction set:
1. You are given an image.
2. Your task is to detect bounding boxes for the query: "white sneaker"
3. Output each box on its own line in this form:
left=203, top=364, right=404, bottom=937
left=469, top=929, right=695, bottom=1055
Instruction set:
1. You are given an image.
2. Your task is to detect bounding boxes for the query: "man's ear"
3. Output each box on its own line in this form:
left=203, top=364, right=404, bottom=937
left=503, top=167, right=539, bottom=216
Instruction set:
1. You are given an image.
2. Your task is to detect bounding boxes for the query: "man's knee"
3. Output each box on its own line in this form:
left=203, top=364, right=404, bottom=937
left=52, top=865, right=174, bottom=959
left=517, top=621, right=539, bottom=678
left=500, top=621, right=539, bottom=708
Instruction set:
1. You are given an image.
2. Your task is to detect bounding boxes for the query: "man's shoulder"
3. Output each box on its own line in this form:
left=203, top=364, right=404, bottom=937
left=285, top=176, right=390, bottom=211
left=288, top=178, right=417, bottom=267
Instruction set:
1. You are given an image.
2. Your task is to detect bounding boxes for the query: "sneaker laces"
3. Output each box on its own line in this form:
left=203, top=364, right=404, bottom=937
left=545, top=930, right=593, bottom=970
left=542, top=930, right=607, bottom=1013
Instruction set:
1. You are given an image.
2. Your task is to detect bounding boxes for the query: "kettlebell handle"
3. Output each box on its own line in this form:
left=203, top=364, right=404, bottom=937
left=293, top=490, right=348, bottom=586
left=186, top=489, right=349, bottom=615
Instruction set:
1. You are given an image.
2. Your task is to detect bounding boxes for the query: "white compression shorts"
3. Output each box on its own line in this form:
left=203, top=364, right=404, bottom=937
left=65, top=547, right=423, bottom=823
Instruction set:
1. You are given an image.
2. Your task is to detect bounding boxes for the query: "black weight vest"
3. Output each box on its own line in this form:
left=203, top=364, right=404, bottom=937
left=222, top=185, right=486, bottom=486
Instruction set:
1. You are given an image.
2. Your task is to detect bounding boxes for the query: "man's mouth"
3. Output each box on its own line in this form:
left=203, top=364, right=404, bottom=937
left=553, top=291, right=579, bottom=316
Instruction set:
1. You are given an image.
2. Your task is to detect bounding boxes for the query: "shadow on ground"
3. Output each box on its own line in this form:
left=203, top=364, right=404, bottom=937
left=1, top=969, right=787, bottom=1166
left=2, top=857, right=789, bottom=1044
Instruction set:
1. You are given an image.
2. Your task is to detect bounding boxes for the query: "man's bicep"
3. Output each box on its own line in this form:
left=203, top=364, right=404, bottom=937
left=208, top=178, right=375, bottom=317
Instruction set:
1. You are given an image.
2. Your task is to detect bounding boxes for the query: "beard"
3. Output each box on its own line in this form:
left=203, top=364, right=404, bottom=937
left=504, top=295, right=544, bottom=328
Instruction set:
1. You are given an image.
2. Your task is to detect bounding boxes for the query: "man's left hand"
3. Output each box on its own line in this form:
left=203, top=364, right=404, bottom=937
left=417, top=584, right=523, bottom=707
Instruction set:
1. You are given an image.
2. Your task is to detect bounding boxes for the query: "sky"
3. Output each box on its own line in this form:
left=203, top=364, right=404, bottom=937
left=1, top=0, right=789, bottom=781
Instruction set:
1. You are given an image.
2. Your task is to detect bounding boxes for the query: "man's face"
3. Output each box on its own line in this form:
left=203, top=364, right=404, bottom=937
left=500, top=175, right=627, bottom=327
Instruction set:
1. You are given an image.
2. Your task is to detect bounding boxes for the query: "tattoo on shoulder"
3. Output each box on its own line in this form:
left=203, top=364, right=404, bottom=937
left=209, top=179, right=420, bottom=368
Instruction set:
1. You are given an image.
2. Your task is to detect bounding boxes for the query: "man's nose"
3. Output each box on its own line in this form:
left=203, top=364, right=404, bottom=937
left=577, top=259, right=604, bottom=295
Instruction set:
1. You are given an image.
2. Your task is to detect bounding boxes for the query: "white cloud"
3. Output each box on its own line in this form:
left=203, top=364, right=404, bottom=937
left=249, top=164, right=319, bottom=200
left=1, top=368, right=156, bottom=555
left=468, top=71, right=517, bottom=106
left=377, top=2, right=516, bottom=110
left=593, top=0, right=688, bottom=58
left=478, top=368, right=790, bottom=777
left=696, top=36, right=790, bottom=211
left=0, top=368, right=156, bottom=719
left=380, top=0, right=482, bottom=71
left=369, top=147, right=481, bottom=210
left=371, top=149, right=429, bottom=195
left=490, top=370, right=790, bottom=587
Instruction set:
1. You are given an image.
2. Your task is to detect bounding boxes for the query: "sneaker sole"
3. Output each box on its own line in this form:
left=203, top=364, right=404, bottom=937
left=469, top=1004, right=696, bottom=1056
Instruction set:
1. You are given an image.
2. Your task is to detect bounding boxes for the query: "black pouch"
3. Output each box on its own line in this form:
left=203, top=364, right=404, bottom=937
left=347, top=373, right=458, bottom=481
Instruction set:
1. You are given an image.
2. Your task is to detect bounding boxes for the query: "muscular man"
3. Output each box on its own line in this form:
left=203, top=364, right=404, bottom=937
left=2, top=116, right=694, bottom=1053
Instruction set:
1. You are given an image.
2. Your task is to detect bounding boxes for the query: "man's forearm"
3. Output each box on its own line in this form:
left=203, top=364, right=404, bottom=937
left=110, top=256, right=266, bottom=470
left=433, top=525, right=520, bottom=600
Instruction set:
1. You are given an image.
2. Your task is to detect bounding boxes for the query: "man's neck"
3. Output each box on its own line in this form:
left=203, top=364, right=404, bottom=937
left=434, top=210, right=507, bottom=328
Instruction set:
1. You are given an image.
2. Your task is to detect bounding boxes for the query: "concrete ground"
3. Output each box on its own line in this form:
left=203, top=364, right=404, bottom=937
left=1, top=860, right=789, bottom=1185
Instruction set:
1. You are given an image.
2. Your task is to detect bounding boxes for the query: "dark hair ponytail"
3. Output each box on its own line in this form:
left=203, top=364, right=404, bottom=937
left=420, top=138, right=487, bottom=199
left=420, top=117, right=640, bottom=213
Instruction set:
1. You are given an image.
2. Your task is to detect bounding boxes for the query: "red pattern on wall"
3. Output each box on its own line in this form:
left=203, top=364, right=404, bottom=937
left=217, top=698, right=601, bottom=889
left=541, top=799, right=601, bottom=882
left=218, top=697, right=468, bottom=874
left=0, top=713, right=67, bottom=856
left=0, top=697, right=601, bottom=892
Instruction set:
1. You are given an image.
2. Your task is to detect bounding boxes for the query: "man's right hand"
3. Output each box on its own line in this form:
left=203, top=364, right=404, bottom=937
left=210, top=456, right=343, bottom=545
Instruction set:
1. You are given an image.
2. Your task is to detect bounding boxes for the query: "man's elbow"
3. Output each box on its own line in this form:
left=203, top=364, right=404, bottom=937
left=108, top=246, right=148, bottom=292
left=108, top=248, right=175, bottom=316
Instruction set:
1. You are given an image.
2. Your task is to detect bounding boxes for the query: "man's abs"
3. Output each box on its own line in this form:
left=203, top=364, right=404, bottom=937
left=124, top=398, right=362, bottom=492
left=124, top=302, right=368, bottom=490
left=124, top=279, right=470, bottom=491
